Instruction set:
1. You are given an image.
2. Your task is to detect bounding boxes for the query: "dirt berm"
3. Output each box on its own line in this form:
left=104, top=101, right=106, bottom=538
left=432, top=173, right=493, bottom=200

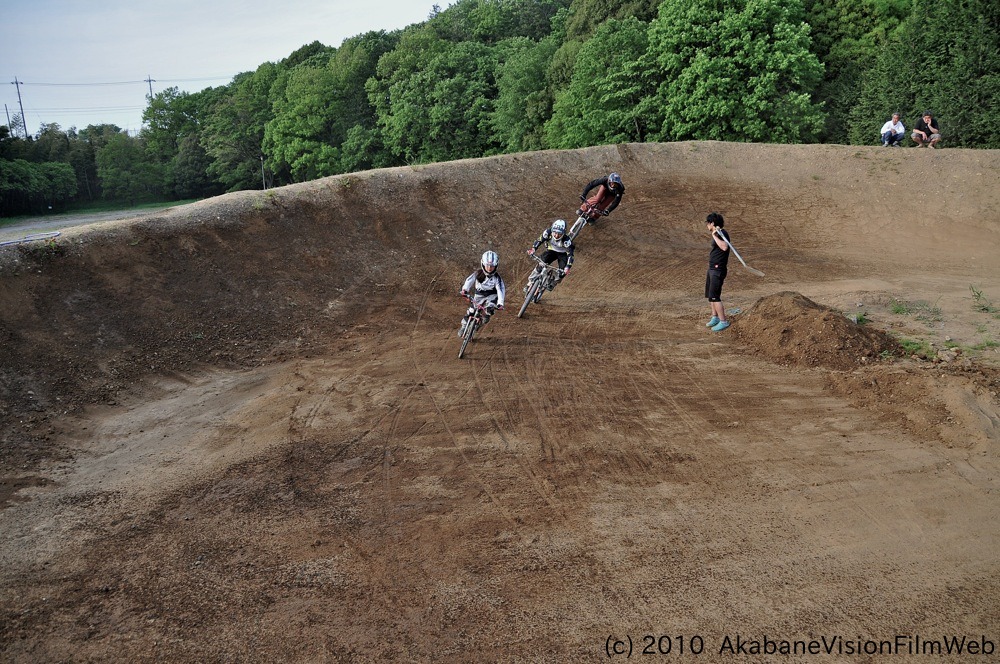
left=2, top=142, right=999, bottom=661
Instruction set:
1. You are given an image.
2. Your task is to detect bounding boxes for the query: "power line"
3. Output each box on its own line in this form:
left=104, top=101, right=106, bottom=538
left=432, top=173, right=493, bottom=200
left=20, top=76, right=236, bottom=87
left=27, top=106, right=146, bottom=112
left=27, top=80, right=148, bottom=87
left=6, top=74, right=238, bottom=133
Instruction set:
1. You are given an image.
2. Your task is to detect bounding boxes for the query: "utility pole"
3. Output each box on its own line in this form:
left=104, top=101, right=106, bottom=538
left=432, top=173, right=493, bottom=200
left=4, top=104, right=10, bottom=129
left=11, top=77, right=27, bottom=138
left=145, top=75, right=155, bottom=99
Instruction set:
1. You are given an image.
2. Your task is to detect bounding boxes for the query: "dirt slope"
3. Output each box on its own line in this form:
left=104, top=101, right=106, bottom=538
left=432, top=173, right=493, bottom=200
left=2, top=141, right=999, bottom=662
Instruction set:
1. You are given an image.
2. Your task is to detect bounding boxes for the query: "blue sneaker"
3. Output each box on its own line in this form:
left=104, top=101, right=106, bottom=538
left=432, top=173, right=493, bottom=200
left=711, top=320, right=731, bottom=332
left=706, top=316, right=720, bottom=327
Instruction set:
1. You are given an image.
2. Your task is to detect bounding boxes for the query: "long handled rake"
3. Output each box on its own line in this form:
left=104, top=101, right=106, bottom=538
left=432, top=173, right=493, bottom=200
left=713, top=229, right=765, bottom=277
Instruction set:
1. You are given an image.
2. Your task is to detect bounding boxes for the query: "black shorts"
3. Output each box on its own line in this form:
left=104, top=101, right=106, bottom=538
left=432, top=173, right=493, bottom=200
left=537, top=249, right=569, bottom=270
left=705, top=268, right=727, bottom=302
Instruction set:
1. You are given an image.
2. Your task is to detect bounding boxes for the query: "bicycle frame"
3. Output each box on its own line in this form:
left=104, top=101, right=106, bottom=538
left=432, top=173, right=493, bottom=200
left=568, top=201, right=604, bottom=240
left=459, top=296, right=495, bottom=359
left=518, top=255, right=566, bottom=318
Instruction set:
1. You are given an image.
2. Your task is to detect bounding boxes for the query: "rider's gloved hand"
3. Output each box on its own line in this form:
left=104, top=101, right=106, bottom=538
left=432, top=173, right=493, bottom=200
left=601, top=209, right=610, bottom=217
left=579, top=195, right=586, bottom=202
left=460, top=290, right=469, bottom=297
left=527, top=248, right=535, bottom=255
left=496, top=304, right=504, bottom=311
left=563, top=267, right=570, bottom=276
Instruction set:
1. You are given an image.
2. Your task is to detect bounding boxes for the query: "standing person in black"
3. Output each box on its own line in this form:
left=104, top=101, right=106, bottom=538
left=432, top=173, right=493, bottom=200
left=705, top=212, right=731, bottom=332
left=911, top=111, right=942, bottom=148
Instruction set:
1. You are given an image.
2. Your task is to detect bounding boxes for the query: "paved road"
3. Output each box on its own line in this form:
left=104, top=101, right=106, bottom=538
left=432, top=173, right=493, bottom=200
left=0, top=206, right=175, bottom=245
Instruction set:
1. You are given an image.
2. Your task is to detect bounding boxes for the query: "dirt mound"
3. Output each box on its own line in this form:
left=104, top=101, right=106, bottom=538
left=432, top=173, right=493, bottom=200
left=733, top=291, right=901, bottom=370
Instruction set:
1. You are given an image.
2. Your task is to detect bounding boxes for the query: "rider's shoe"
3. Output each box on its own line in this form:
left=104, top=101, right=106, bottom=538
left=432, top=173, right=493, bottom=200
left=458, top=318, right=468, bottom=337
left=711, top=320, right=731, bottom=332
left=707, top=316, right=720, bottom=327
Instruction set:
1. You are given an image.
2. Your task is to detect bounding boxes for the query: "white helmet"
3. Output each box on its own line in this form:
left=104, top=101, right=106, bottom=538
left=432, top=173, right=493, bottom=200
left=551, top=219, right=566, bottom=236
left=481, top=250, right=498, bottom=273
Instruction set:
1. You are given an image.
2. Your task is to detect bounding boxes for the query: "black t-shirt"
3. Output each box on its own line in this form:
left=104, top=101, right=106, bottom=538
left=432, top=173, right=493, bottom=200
left=915, top=117, right=939, bottom=135
left=710, top=229, right=730, bottom=269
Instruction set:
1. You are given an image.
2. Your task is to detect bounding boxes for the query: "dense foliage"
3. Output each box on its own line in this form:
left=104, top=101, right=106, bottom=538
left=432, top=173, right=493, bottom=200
left=3, top=0, right=998, bottom=217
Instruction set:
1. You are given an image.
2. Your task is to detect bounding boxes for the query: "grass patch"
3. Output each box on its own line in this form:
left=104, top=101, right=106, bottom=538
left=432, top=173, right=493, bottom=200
left=20, top=237, right=65, bottom=262
left=970, top=285, right=998, bottom=314
left=887, top=297, right=943, bottom=321
left=898, top=337, right=936, bottom=360
left=913, top=300, right=943, bottom=322
left=889, top=299, right=912, bottom=315
left=0, top=199, right=200, bottom=228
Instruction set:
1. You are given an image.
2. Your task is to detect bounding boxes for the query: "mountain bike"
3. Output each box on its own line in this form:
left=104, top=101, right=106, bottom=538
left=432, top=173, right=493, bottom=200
left=517, top=254, right=566, bottom=318
left=458, top=295, right=498, bottom=359
left=567, top=199, right=608, bottom=240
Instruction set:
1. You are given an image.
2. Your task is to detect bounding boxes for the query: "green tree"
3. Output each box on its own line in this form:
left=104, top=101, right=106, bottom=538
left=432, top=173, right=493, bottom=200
left=0, top=159, right=43, bottom=215
left=170, top=134, right=217, bottom=199
left=96, top=133, right=161, bottom=206
left=564, top=0, right=660, bottom=40
left=67, top=137, right=99, bottom=201
left=850, top=0, right=1000, bottom=147
left=369, top=30, right=501, bottom=163
left=428, top=0, right=570, bottom=43
left=69, top=124, right=123, bottom=202
left=0, top=158, right=76, bottom=215
left=265, top=31, right=398, bottom=181
left=203, top=64, right=281, bottom=191
left=545, top=17, right=653, bottom=148
left=39, top=161, right=78, bottom=208
left=31, top=124, right=71, bottom=162
left=804, top=0, right=910, bottom=142
left=142, top=87, right=201, bottom=163
left=493, top=36, right=561, bottom=151
left=264, top=64, right=343, bottom=181
left=648, top=0, right=825, bottom=143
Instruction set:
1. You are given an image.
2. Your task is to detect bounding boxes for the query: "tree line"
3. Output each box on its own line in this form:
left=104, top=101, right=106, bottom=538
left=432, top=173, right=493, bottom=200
left=2, top=0, right=998, bottom=217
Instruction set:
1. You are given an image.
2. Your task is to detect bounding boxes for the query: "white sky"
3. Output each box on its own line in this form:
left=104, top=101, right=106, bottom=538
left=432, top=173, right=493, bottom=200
left=2, top=0, right=438, bottom=136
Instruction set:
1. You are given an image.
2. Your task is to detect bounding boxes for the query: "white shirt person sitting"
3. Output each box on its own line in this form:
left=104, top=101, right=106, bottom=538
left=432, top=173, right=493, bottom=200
left=880, top=113, right=905, bottom=147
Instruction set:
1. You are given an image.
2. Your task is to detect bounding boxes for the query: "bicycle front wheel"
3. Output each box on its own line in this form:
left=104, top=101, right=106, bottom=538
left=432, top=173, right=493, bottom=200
left=533, top=280, right=547, bottom=304
left=458, top=320, right=475, bottom=358
left=518, top=282, right=536, bottom=318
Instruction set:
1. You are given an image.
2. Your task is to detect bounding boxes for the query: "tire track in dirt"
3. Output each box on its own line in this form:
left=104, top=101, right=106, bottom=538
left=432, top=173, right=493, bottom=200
left=470, top=346, right=567, bottom=517
left=405, top=278, right=520, bottom=528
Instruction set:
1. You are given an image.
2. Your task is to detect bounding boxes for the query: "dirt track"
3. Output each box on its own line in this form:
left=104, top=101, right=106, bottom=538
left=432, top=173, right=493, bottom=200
left=1, top=142, right=999, bottom=661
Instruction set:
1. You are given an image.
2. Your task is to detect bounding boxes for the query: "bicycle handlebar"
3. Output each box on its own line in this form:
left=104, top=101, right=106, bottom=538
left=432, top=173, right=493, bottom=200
left=578, top=201, right=609, bottom=218
left=528, top=253, right=566, bottom=275
left=463, top=294, right=501, bottom=313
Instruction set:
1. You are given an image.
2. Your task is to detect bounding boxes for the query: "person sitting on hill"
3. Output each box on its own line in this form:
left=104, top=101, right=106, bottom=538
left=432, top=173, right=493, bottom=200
left=911, top=111, right=942, bottom=148
left=577, top=172, right=625, bottom=221
left=880, top=112, right=905, bottom=147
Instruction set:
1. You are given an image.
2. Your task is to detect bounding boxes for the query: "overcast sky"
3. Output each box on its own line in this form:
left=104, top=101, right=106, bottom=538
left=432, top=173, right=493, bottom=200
left=2, top=0, right=437, bottom=136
